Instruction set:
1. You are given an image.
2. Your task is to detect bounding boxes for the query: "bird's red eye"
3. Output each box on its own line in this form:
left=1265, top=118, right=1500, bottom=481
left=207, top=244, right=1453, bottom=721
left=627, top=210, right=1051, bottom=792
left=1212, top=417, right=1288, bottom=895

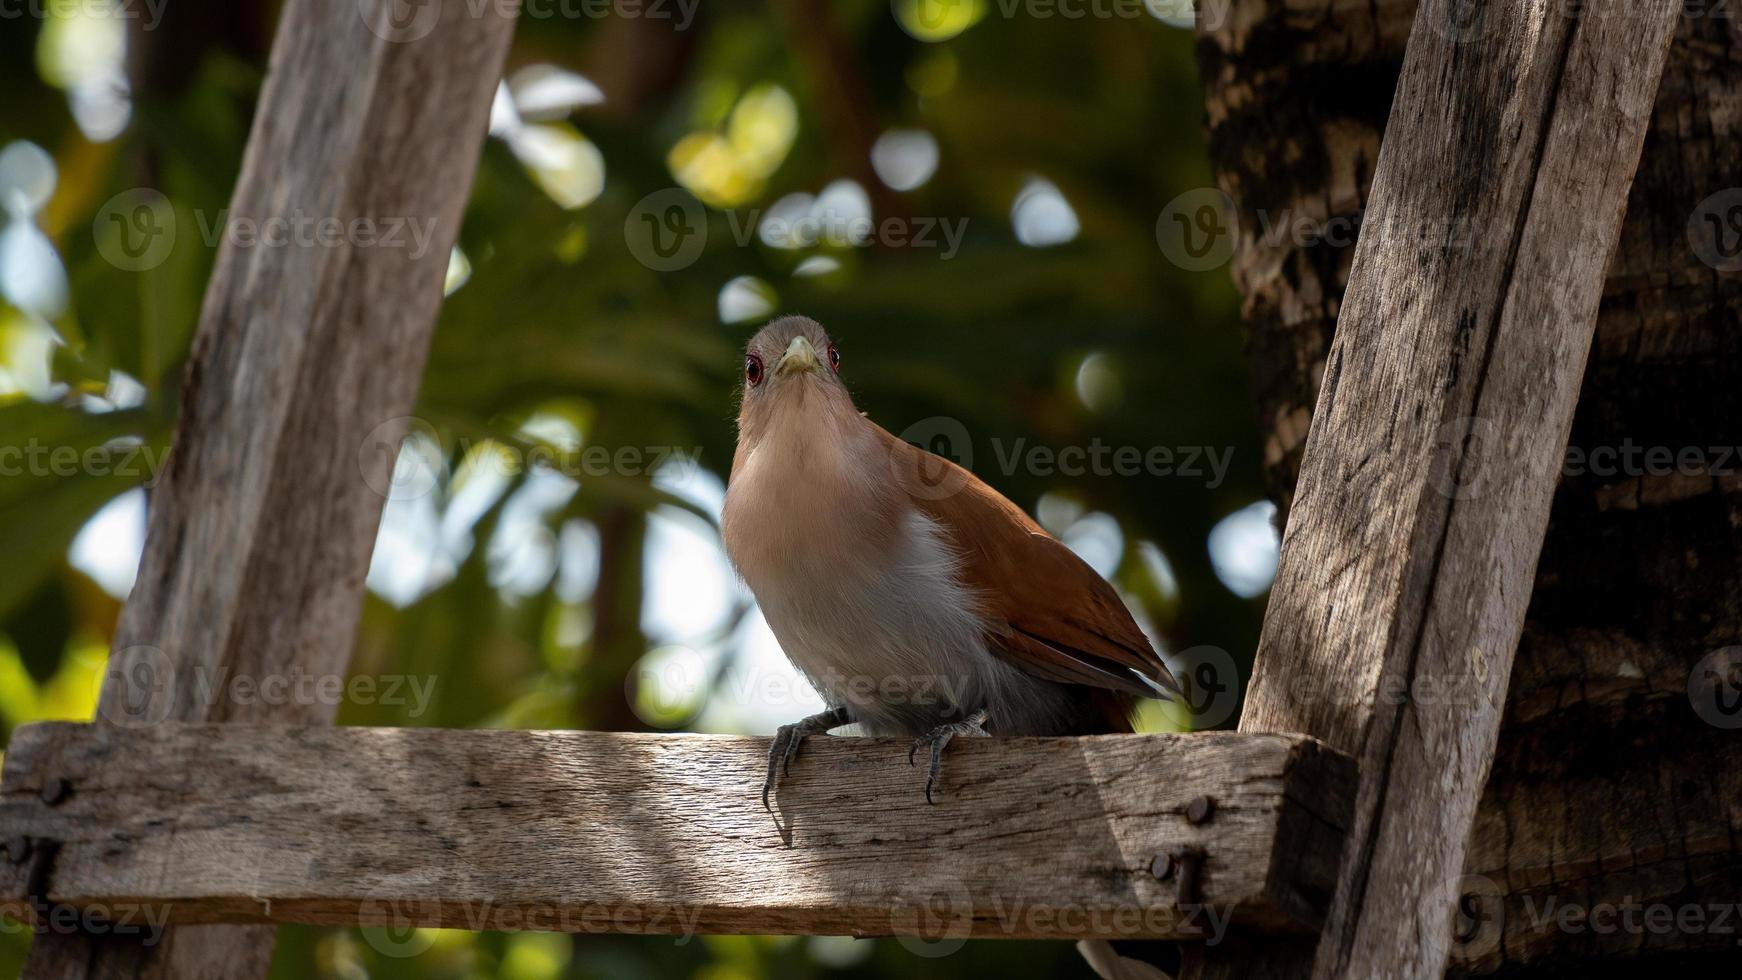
left=827, top=344, right=841, bottom=374
left=745, top=353, right=764, bottom=387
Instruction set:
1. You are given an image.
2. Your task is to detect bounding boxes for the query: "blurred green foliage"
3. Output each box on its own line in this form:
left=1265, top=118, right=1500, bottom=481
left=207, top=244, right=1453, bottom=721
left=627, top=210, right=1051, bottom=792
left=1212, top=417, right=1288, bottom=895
left=0, top=1, right=1258, bottom=977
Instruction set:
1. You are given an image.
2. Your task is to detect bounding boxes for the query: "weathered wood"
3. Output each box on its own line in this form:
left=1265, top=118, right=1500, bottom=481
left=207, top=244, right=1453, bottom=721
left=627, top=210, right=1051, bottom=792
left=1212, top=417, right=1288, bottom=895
left=1191, top=1, right=1681, bottom=978
left=0, top=724, right=1354, bottom=942
left=28, top=0, right=519, bottom=976
left=1198, top=2, right=1742, bottom=975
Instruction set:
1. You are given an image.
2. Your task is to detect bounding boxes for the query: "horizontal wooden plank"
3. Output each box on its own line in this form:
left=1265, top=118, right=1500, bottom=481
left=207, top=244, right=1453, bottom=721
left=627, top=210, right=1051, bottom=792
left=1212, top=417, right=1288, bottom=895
left=0, top=724, right=1352, bottom=942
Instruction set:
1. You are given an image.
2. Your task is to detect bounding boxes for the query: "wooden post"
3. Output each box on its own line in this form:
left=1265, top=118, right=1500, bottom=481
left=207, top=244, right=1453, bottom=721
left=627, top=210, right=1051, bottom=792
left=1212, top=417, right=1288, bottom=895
left=0, top=724, right=1355, bottom=942
left=23, top=0, right=517, bottom=976
left=1188, top=1, right=1680, bottom=978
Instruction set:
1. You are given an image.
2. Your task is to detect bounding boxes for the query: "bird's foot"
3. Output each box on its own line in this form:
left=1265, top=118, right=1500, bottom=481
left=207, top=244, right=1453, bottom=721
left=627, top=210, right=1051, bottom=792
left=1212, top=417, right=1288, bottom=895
left=763, top=706, right=851, bottom=811
left=907, top=709, right=990, bottom=804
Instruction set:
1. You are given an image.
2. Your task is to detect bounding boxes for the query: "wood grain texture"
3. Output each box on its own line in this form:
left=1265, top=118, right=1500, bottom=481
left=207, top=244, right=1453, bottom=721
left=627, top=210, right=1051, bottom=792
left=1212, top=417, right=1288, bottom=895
left=1452, top=9, right=1742, bottom=973
left=1201, top=3, right=1742, bottom=977
left=27, top=1, right=518, bottom=976
left=1195, top=1, right=1681, bottom=978
left=0, top=724, right=1353, bottom=942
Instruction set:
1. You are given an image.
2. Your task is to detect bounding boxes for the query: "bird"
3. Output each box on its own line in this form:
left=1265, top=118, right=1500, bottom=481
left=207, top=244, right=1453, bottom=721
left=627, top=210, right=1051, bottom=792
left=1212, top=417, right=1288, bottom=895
left=722, top=315, right=1182, bottom=808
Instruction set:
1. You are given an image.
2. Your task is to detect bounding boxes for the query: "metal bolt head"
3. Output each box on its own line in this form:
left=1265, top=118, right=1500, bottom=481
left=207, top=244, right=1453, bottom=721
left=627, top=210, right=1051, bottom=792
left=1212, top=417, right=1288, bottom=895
left=1186, top=795, right=1216, bottom=825
left=1151, top=852, right=1175, bottom=880
left=40, top=778, right=70, bottom=806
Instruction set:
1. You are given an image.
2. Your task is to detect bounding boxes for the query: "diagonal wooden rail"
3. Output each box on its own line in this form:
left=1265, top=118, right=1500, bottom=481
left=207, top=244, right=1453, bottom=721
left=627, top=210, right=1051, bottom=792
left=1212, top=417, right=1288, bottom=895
left=25, top=0, right=519, bottom=976
left=1186, top=0, right=1682, bottom=978
left=0, top=725, right=1353, bottom=944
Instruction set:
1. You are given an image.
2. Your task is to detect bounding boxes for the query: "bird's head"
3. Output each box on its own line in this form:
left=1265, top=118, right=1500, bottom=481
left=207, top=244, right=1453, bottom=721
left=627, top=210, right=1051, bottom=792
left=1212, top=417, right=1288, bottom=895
left=735, top=315, right=857, bottom=448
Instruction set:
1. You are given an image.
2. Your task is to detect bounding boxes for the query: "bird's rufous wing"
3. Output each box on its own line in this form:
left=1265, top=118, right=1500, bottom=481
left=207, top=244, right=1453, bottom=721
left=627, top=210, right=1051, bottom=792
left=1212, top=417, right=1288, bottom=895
left=874, top=423, right=1181, bottom=700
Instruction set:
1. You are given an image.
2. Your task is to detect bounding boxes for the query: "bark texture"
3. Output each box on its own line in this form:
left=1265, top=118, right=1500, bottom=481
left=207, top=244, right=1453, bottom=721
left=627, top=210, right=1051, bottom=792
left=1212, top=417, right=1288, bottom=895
left=1198, top=2, right=1742, bottom=974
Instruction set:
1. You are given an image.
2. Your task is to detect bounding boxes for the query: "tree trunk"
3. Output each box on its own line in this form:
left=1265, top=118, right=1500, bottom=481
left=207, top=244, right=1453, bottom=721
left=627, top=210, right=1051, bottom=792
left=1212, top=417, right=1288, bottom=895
left=1197, top=3, right=1742, bottom=974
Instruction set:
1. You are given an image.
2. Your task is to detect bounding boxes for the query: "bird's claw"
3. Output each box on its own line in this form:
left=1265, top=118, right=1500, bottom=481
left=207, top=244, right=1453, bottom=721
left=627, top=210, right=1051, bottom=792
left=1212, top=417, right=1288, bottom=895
left=908, top=709, right=990, bottom=805
left=762, top=726, right=791, bottom=811
left=762, top=707, right=849, bottom=812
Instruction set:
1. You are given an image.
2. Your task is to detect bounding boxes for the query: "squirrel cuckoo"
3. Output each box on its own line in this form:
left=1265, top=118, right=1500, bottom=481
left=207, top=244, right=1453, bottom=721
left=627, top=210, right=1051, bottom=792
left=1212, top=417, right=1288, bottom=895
left=723, top=316, right=1181, bottom=807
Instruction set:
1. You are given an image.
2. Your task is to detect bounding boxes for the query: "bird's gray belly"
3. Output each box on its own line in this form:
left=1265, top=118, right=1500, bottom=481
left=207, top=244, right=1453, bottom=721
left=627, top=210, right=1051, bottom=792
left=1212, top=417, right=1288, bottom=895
left=752, top=513, right=1102, bottom=736
left=756, top=581, right=1093, bottom=738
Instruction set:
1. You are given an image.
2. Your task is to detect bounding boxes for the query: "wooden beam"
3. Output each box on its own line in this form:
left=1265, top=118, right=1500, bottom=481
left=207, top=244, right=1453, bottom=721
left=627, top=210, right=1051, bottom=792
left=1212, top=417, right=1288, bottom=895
left=26, top=0, right=519, bottom=976
left=1189, top=1, right=1680, bottom=978
left=1198, top=4, right=1742, bottom=974
left=0, top=724, right=1353, bottom=942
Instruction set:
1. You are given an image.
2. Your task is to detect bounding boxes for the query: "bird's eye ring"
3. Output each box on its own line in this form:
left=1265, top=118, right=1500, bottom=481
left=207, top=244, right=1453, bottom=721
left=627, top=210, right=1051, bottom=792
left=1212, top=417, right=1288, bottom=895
left=827, top=344, right=841, bottom=374
left=745, top=353, right=764, bottom=388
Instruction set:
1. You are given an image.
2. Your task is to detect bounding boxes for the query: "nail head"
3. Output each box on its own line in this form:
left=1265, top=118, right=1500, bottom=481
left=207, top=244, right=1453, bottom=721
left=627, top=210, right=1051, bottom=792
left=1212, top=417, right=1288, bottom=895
left=1186, top=795, right=1215, bottom=825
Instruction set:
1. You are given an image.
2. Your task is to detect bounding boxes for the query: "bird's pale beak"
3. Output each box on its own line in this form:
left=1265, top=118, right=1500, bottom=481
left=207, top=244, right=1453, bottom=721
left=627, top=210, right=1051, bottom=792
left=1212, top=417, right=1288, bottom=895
left=776, top=336, right=821, bottom=376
